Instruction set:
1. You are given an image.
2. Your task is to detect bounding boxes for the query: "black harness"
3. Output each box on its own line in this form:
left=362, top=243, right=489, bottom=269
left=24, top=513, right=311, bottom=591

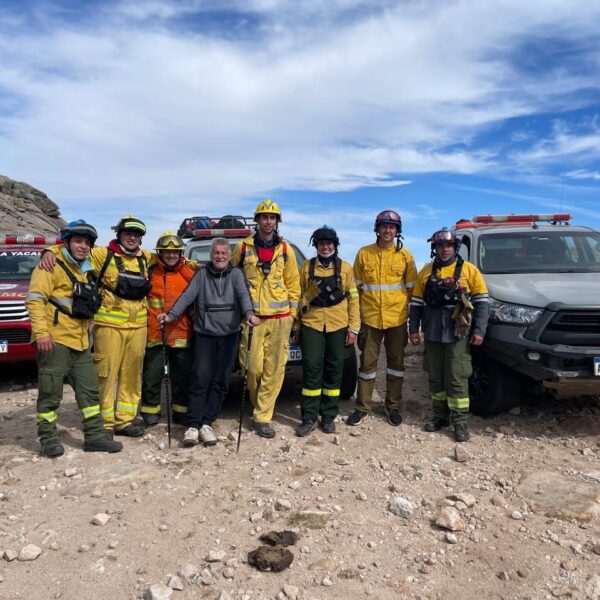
left=308, top=257, right=347, bottom=307
left=49, top=259, right=103, bottom=323
left=424, top=257, right=464, bottom=308
left=97, top=250, right=152, bottom=300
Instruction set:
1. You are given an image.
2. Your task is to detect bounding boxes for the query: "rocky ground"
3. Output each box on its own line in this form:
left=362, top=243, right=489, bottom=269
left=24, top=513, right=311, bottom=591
left=0, top=347, right=599, bottom=600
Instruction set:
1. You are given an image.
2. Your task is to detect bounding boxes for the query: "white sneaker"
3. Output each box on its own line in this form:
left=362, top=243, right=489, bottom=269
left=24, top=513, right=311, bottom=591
left=183, top=427, right=199, bottom=447
left=199, top=424, right=217, bottom=446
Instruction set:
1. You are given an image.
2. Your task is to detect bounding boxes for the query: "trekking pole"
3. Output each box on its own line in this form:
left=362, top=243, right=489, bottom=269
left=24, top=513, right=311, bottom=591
left=237, top=325, right=254, bottom=453
left=160, top=321, right=172, bottom=448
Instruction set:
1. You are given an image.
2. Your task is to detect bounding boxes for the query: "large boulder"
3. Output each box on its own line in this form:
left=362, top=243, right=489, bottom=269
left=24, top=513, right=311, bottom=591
left=0, top=175, right=65, bottom=238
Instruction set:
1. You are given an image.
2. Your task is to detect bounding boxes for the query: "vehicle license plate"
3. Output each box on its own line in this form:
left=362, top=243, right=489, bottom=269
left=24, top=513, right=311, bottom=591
left=0, top=340, right=7, bottom=353
left=288, top=345, right=302, bottom=361
left=594, top=356, right=600, bottom=376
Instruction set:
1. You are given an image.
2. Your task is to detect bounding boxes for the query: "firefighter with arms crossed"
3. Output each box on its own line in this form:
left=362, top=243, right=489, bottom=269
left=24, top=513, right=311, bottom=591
left=26, top=221, right=123, bottom=457
left=295, top=226, right=360, bottom=437
left=348, top=210, right=418, bottom=427
left=230, top=199, right=300, bottom=439
left=408, top=228, right=489, bottom=442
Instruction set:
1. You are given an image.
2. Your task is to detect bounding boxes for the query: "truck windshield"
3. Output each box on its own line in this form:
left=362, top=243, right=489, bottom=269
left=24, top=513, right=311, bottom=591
left=187, top=242, right=306, bottom=269
left=0, top=251, right=42, bottom=281
left=478, top=231, right=600, bottom=273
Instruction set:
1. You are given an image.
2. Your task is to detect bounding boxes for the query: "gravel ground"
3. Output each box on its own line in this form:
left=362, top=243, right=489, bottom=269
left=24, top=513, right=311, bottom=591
left=0, top=347, right=599, bottom=600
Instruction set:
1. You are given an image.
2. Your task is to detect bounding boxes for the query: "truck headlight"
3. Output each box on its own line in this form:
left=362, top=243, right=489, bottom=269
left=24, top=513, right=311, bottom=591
left=489, top=298, right=543, bottom=325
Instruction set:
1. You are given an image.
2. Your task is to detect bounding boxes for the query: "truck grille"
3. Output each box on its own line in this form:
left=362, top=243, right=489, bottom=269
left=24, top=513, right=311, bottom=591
left=0, top=328, right=30, bottom=343
left=0, top=301, right=29, bottom=322
left=539, top=310, right=600, bottom=346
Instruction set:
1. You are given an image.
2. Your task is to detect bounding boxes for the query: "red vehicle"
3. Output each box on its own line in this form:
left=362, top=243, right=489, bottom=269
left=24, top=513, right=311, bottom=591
left=0, top=235, right=56, bottom=362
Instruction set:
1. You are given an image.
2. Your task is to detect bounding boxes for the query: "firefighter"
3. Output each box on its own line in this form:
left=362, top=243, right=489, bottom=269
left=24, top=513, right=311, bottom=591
left=295, top=226, right=360, bottom=437
left=140, top=232, right=196, bottom=427
left=26, top=220, right=123, bottom=457
left=408, top=228, right=489, bottom=442
left=348, top=210, right=418, bottom=427
left=39, top=216, right=154, bottom=438
left=230, top=199, right=300, bottom=439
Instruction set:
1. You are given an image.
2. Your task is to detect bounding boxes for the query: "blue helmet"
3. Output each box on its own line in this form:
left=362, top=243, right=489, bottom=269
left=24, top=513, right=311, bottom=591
left=60, top=220, right=98, bottom=246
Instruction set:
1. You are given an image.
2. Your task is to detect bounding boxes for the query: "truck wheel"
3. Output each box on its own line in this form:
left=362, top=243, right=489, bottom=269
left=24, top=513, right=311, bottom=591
left=470, top=357, right=521, bottom=416
left=340, top=346, right=358, bottom=400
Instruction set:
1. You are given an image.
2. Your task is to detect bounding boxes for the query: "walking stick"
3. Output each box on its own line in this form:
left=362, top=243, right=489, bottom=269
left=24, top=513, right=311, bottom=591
left=237, top=325, right=254, bottom=453
left=160, top=321, right=172, bottom=448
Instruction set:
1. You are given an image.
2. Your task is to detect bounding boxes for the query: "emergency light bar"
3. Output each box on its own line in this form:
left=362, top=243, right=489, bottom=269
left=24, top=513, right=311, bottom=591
left=1, top=235, right=57, bottom=245
left=472, top=214, right=572, bottom=224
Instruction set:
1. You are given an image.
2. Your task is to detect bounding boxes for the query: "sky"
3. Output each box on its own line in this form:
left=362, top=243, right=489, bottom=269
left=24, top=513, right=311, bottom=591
left=1, top=0, right=600, bottom=267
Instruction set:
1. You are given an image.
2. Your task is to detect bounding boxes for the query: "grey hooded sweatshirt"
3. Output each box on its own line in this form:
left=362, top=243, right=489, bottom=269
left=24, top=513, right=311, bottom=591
left=168, top=263, right=254, bottom=336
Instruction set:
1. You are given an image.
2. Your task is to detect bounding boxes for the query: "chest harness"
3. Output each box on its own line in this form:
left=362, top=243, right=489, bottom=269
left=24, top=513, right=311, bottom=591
left=97, top=250, right=152, bottom=300
left=423, top=257, right=465, bottom=308
left=308, top=257, right=347, bottom=307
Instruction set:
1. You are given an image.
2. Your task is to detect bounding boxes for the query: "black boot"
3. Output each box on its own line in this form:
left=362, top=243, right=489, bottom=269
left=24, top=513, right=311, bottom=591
left=41, top=439, right=64, bottom=458
left=115, top=424, right=145, bottom=438
left=143, top=414, right=160, bottom=427
left=320, top=415, right=336, bottom=434
left=84, top=436, right=124, bottom=453
left=424, top=400, right=450, bottom=432
left=453, top=421, right=470, bottom=443
left=296, top=419, right=317, bottom=437
left=252, top=421, right=276, bottom=439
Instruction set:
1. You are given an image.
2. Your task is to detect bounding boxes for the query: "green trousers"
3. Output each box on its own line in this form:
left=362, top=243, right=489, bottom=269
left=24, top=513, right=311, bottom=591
left=140, top=345, right=191, bottom=420
left=423, top=338, right=472, bottom=423
left=300, top=325, right=346, bottom=421
left=36, top=343, right=105, bottom=448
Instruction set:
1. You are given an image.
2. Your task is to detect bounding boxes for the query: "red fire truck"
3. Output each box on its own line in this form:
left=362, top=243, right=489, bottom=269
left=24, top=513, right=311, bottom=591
left=0, top=234, right=58, bottom=363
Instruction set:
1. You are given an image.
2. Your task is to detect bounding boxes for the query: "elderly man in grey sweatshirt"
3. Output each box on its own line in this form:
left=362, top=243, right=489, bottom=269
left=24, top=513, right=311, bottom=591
left=159, top=238, right=260, bottom=446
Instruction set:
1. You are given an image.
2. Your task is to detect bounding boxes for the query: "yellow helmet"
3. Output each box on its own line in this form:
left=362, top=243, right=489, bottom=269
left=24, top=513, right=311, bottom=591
left=254, top=198, right=282, bottom=222
left=155, top=232, right=184, bottom=252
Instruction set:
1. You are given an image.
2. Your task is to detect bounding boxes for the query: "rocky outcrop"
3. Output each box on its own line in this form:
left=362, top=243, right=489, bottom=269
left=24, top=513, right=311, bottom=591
left=0, top=174, right=65, bottom=238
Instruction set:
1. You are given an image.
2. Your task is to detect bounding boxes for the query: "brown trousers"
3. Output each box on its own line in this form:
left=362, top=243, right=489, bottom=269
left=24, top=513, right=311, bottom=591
left=355, top=323, right=408, bottom=412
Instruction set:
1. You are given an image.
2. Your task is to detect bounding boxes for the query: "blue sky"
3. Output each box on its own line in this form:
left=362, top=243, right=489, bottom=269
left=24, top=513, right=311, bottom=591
left=1, top=0, right=600, bottom=266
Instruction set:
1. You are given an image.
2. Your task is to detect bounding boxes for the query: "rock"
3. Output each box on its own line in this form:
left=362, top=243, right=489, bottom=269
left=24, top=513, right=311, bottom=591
left=247, top=546, right=294, bottom=572
left=583, top=574, right=600, bottom=599
left=388, top=496, right=414, bottom=519
left=91, top=513, right=111, bottom=527
left=222, top=567, right=235, bottom=579
left=166, top=575, right=184, bottom=590
left=511, top=511, right=523, bottom=520
left=308, top=558, right=338, bottom=571
left=435, top=507, right=465, bottom=532
left=3, top=549, right=17, bottom=562
left=490, top=495, right=509, bottom=508
left=281, top=584, right=299, bottom=599
left=249, top=512, right=263, bottom=523
left=227, top=430, right=239, bottom=441
left=206, top=549, right=227, bottom=562
left=218, top=592, right=233, bottom=600
left=583, top=470, right=600, bottom=483
left=517, top=568, right=529, bottom=578
left=275, top=499, right=292, bottom=511
left=560, top=559, right=576, bottom=571
left=144, top=584, right=173, bottom=600
left=497, top=570, right=510, bottom=581
left=259, top=530, right=299, bottom=547
left=288, top=481, right=301, bottom=490
left=322, top=575, right=334, bottom=586
left=447, top=493, right=476, bottom=508
left=515, top=471, right=600, bottom=522
left=551, top=585, right=573, bottom=597
left=64, top=467, right=77, bottom=478
left=446, top=533, right=458, bottom=544
left=18, top=544, right=42, bottom=561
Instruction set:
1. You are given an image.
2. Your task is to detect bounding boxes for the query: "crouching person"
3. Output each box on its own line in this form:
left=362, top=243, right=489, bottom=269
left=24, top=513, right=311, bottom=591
left=296, top=226, right=360, bottom=437
left=141, top=233, right=195, bottom=426
left=25, top=221, right=123, bottom=457
left=159, top=238, right=260, bottom=447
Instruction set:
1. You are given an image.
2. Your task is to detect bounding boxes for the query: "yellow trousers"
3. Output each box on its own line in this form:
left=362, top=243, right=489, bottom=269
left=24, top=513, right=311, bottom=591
left=239, top=316, right=293, bottom=423
left=93, top=325, right=147, bottom=430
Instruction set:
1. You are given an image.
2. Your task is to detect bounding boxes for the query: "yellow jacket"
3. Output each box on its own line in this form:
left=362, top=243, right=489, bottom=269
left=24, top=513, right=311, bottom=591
left=231, top=235, right=300, bottom=318
left=299, top=257, right=360, bottom=333
left=26, top=252, right=92, bottom=351
left=353, top=243, right=418, bottom=329
left=412, top=260, right=488, bottom=300
left=48, top=245, right=155, bottom=329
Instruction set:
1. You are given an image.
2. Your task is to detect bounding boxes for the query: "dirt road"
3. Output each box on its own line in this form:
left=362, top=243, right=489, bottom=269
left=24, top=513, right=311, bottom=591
left=0, top=348, right=599, bottom=600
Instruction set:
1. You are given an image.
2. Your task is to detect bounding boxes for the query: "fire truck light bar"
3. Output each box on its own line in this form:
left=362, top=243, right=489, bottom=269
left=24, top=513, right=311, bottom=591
left=2, top=235, right=55, bottom=245
left=192, top=228, right=252, bottom=238
left=472, top=214, right=572, bottom=224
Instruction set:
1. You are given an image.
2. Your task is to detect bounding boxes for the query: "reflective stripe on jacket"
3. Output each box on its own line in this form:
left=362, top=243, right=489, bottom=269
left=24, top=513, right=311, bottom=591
left=299, top=257, right=360, bottom=333
left=147, top=259, right=195, bottom=347
left=231, top=235, right=300, bottom=318
left=49, top=245, right=155, bottom=329
left=353, top=243, right=418, bottom=329
left=26, top=258, right=91, bottom=351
